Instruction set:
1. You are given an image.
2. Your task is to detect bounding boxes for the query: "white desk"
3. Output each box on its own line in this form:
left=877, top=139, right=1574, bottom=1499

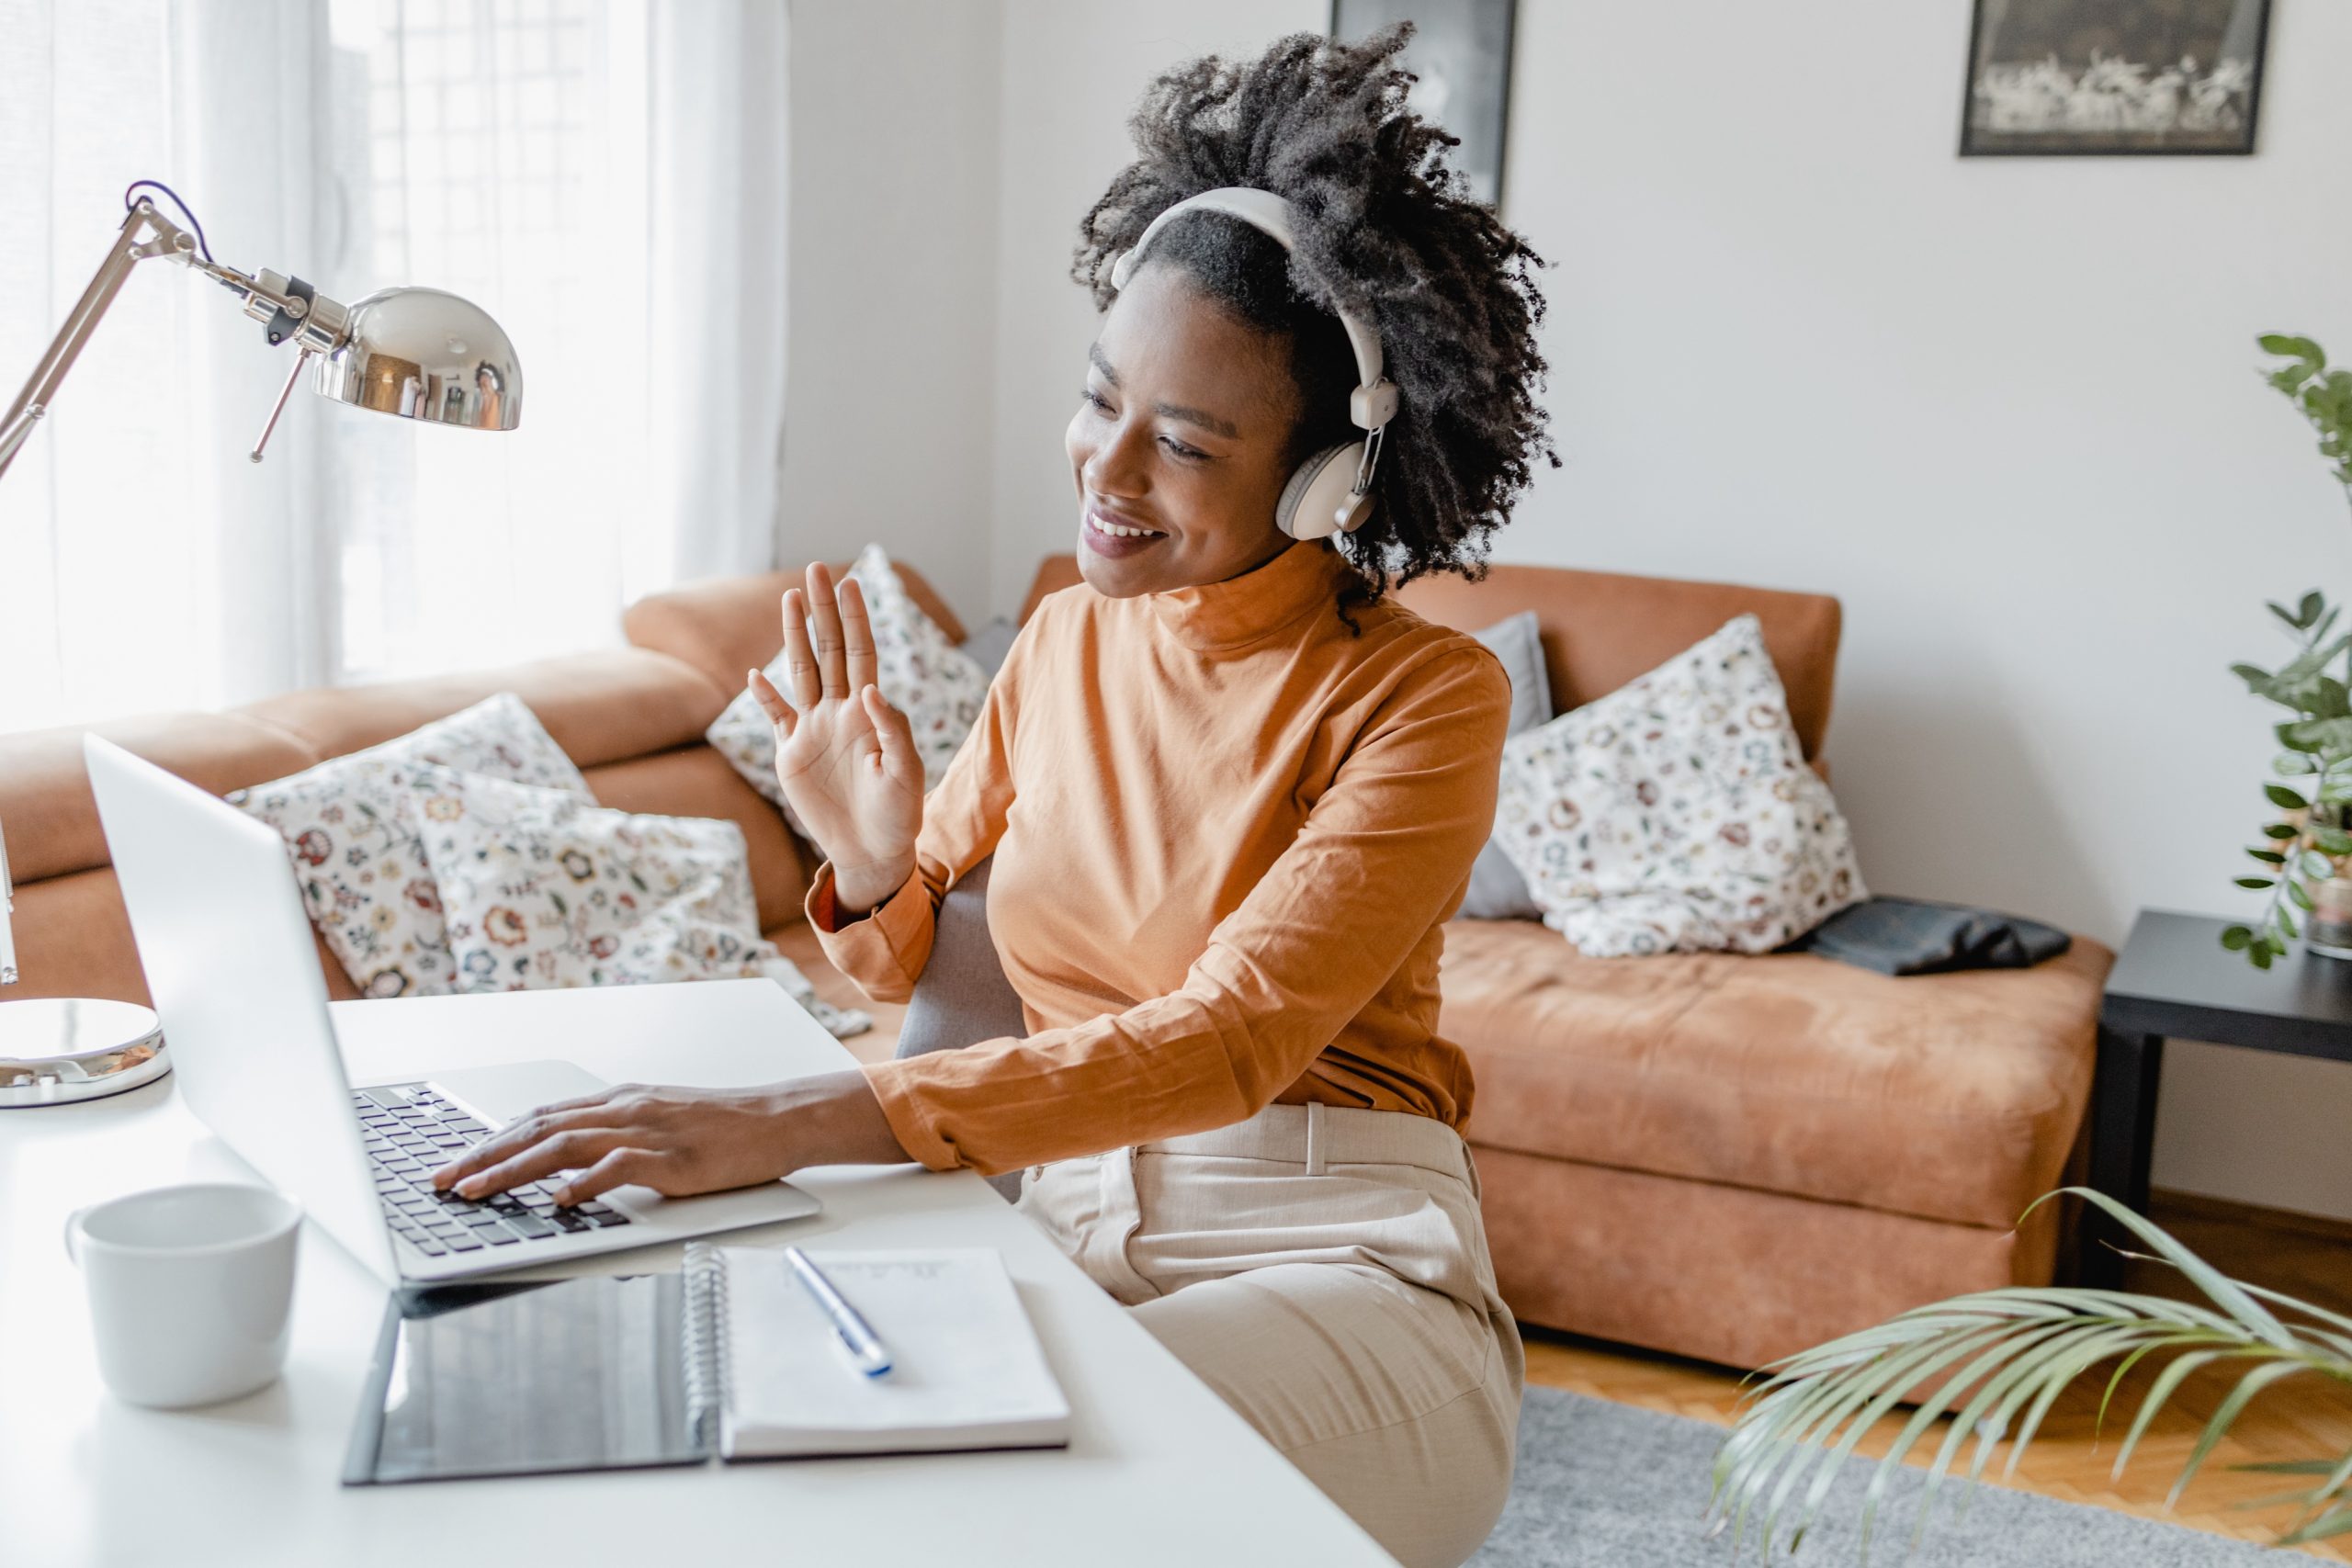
left=0, top=982, right=1394, bottom=1567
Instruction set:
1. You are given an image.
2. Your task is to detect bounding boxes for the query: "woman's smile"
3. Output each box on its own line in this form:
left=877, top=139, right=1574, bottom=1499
left=1083, top=502, right=1170, bottom=558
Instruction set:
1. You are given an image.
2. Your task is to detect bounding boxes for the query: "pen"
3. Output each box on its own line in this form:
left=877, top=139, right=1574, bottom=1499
left=784, top=1247, right=893, bottom=1379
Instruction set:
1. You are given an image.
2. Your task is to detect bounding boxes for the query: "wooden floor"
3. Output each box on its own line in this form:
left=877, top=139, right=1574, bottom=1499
left=1523, top=1190, right=2352, bottom=1559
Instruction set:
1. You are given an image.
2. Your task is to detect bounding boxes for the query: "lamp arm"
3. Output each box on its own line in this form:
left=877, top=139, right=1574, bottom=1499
left=0, top=208, right=152, bottom=481
left=0, top=197, right=350, bottom=487
left=0, top=199, right=199, bottom=986
left=0, top=814, right=15, bottom=986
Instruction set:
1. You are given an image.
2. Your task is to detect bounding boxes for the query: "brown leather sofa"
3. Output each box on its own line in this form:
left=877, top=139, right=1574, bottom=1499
left=0, top=555, right=2110, bottom=1371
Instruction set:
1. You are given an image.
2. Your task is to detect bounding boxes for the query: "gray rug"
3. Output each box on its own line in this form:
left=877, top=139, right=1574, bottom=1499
left=1473, top=1387, right=2278, bottom=1566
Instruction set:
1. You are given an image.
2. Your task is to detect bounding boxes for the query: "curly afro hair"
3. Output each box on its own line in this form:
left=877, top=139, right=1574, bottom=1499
left=1073, top=24, right=1555, bottom=601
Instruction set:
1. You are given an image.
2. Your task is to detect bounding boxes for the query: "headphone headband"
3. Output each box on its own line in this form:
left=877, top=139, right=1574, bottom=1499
left=1108, top=186, right=1395, bottom=432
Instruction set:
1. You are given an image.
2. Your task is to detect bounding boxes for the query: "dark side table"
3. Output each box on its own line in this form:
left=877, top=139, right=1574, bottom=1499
left=2088, top=908, right=2352, bottom=1285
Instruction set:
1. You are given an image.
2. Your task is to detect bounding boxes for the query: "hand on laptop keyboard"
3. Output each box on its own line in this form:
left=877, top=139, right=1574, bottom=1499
left=357, top=1085, right=630, bottom=1253
left=425, top=1070, right=903, bottom=1206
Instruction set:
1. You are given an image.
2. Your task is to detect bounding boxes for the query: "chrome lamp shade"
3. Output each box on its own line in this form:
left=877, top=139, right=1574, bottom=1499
left=312, top=286, right=524, bottom=432
left=0, top=194, right=527, bottom=482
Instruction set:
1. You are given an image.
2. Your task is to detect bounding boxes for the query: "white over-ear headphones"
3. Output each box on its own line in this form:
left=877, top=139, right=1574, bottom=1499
left=1108, top=186, right=1398, bottom=541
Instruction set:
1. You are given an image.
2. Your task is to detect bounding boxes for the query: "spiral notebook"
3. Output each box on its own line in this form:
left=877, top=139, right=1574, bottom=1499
left=344, top=1245, right=1069, bottom=1484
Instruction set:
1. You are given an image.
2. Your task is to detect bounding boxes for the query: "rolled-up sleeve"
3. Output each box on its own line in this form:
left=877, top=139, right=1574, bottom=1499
left=858, top=644, right=1510, bottom=1176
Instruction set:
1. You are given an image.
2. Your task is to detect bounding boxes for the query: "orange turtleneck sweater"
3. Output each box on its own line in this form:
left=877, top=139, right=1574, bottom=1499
left=806, top=539, right=1512, bottom=1177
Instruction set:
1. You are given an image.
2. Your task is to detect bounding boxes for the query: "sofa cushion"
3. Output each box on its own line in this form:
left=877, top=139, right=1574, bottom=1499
left=408, top=768, right=867, bottom=1037
left=1459, top=612, right=1549, bottom=922
left=959, top=616, right=1021, bottom=676
left=1440, top=917, right=2109, bottom=1230
left=705, top=545, right=989, bottom=836
left=892, top=858, right=1025, bottom=1059
left=1494, top=614, right=1864, bottom=956
left=582, top=744, right=810, bottom=931
left=890, top=857, right=1027, bottom=1203
left=415, top=768, right=765, bottom=985
left=233, top=694, right=594, bottom=998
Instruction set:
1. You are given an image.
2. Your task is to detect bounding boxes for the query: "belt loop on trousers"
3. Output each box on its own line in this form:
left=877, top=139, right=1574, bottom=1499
left=1305, top=1101, right=1327, bottom=1176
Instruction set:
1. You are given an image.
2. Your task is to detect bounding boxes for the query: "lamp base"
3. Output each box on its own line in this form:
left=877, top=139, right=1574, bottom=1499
left=0, top=998, right=169, bottom=1108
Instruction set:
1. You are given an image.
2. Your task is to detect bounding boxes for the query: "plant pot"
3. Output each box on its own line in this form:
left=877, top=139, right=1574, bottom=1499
left=2284, top=795, right=2352, bottom=959
left=2309, top=875, right=2352, bottom=959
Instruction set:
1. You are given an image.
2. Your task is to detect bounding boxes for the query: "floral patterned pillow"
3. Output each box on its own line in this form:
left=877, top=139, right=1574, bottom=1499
left=406, top=768, right=870, bottom=1037
left=707, top=543, right=989, bottom=836
left=1493, top=615, right=1867, bottom=957
left=232, top=694, right=591, bottom=998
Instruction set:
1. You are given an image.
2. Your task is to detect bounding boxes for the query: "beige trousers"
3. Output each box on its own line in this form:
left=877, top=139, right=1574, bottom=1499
left=1018, top=1103, right=1523, bottom=1568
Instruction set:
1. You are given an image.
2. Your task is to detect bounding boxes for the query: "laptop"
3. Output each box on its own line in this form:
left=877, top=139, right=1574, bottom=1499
left=85, top=734, right=822, bottom=1284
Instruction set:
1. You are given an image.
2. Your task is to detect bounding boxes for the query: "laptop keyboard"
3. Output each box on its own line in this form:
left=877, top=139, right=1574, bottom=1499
left=354, top=1082, right=630, bottom=1257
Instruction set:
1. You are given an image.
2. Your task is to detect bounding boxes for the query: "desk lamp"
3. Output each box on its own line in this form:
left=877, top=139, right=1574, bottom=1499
left=0, top=182, right=523, bottom=1104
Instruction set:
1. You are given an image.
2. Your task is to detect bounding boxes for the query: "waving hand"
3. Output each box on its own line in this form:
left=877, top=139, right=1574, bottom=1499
left=747, top=562, right=922, bottom=915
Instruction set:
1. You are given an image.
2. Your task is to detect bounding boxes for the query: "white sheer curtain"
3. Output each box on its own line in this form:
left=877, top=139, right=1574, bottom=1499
left=0, top=0, right=788, bottom=730
left=0, top=0, right=302, bottom=735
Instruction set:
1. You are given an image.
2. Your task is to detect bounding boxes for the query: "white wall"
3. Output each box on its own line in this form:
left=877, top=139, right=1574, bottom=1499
left=780, top=0, right=1006, bottom=630
left=1489, top=0, right=2352, bottom=1220
left=797, top=1, right=2352, bottom=1219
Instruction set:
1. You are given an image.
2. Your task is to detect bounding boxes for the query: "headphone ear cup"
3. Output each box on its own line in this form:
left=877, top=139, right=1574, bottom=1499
left=1276, top=442, right=1369, bottom=541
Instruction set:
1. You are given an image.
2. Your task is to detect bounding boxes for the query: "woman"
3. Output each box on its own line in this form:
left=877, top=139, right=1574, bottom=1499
left=435, top=28, right=1553, bottom=1566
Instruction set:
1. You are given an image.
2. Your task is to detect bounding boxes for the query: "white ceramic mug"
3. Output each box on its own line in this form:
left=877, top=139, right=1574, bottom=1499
left=64, top=1182, right=301, bottom=1409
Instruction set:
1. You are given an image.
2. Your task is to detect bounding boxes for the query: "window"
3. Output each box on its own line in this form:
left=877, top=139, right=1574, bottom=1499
left=0, top=0, right=786, bottom=730
left=324, top=0, right=657, bottom=681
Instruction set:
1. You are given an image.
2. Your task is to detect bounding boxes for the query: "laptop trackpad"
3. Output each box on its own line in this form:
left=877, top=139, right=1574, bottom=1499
left=426, top=1058, right=611, bottom=1127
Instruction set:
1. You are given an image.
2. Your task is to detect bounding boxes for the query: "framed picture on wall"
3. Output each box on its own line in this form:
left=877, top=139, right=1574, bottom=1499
left=1960, top=0, right=2272, bottom=156
left=1330, top=0, right=1516, bottom=206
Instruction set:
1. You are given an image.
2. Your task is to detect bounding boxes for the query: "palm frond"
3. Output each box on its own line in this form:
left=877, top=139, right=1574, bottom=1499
left=2172, top=1357, right=2312, bottom=1506
left=2020, top=1189, right=2298, bottom=1348
left=2286, top=1506, right=2352, bottom=1544
left=2234, top=1445, right=2352, bottom=1541
left=1707, top=1188, right=2352, bottom=1560
left=2218, top=1274, right=2352, bottom=1359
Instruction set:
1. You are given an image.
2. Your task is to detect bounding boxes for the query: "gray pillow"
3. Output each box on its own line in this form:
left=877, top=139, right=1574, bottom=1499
left=895, top=857, right=1027, bottom=1201
left=957, top=616, right=1021, bottom=678
left=1460, top=612, right=1551, bottom=922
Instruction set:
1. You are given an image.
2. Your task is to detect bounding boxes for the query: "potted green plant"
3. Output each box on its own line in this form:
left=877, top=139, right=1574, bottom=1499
left=1710, top=1188, right=2352, bottom=1555
left=2228, top=334, right=2352, bottom=966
